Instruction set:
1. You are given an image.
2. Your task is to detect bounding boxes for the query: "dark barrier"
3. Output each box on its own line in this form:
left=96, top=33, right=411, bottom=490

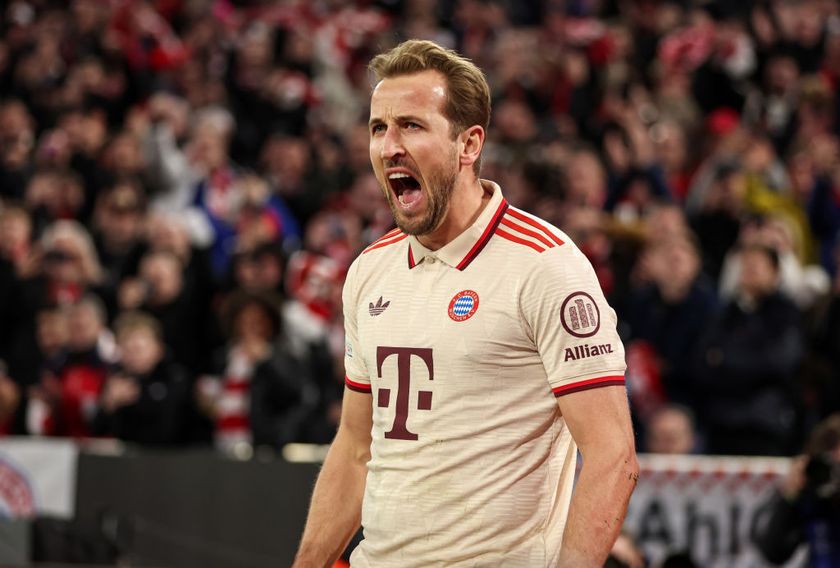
left=73, top=450, right=321, bottom=567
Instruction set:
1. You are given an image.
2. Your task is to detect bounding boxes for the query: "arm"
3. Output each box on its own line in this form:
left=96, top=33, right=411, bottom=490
left=556, top=385, right=639, bottom=568
left=292, top=387, right=372, bottom=568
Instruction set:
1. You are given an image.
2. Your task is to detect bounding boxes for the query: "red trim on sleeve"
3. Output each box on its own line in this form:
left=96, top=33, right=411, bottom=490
left=552, top=375, right=625, bottom=397
left=345, top=376, right=372, bottom=393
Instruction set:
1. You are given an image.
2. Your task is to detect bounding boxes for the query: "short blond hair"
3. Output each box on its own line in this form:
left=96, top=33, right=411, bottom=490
left=114, top=310, right=163, bottom=343
left=369, top=40, right=491, bottom=174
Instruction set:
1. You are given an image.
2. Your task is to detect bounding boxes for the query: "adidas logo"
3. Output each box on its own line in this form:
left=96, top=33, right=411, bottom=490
left=369, top=296, right=390, bottom=316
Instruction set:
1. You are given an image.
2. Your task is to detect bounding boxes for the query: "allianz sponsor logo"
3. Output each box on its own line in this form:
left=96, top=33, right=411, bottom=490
left=564, top=343, right=614, bottom=362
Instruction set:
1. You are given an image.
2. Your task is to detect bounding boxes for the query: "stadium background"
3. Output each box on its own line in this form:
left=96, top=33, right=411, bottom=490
left=0, top=0, right=838, bottom=566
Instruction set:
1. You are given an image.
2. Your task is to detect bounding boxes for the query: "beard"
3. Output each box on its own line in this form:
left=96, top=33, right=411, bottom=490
left=383, top=151, right=459, bottom=236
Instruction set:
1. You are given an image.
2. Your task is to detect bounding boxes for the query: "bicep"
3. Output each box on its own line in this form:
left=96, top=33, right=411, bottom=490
left=337, top=387, right=373, bottom=462
left=556, top=385, right=635, bottom=455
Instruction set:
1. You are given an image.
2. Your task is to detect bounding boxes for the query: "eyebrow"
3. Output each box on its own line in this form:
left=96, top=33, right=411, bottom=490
left=368, top=115, right=426, bottom=127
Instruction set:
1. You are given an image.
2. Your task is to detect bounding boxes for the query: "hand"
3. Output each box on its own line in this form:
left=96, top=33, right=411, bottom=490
left=148, top=93, right=189, bottom=137
left=101, top=375, right=140, bottom=413
left=195, top=376, right=221, bottom=419
left=781, top=455, right=808, bottom=500
left=240, top=337, right=271, bottom=363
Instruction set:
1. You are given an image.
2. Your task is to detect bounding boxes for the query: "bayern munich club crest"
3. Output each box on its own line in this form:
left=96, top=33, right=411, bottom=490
left=448, top=290, right=479, bottom=322
left=560, top=291, right=601, bottom=338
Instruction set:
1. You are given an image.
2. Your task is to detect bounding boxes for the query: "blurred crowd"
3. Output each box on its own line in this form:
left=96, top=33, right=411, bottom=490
left=1, top=0, right=840, bottom=460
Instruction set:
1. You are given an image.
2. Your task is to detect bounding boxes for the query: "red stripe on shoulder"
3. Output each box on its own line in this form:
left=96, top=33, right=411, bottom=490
left=552, top=376, right=625, bottom=397
left=345, top=376, right=372, bottom=393
left=507, top=208, right=564, bottom=246
left=363, top=233, right=407, bottom=254
left=370, top=228, right=401, bottom=245
left=495, top=227, right=545, bottom=253
left=501, top=217, right=555, bottom=248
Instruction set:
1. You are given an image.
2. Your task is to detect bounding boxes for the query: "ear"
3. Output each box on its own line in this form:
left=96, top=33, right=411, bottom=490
left=459, top=125, right=484, bottom=170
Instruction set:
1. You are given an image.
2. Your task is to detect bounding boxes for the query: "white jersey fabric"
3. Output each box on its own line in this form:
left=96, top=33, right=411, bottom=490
left=343, top=181, right=626, bottom=567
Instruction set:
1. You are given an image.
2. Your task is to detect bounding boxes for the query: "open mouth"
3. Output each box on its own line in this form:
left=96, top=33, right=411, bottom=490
left=388, top=172, right=422, bottom=206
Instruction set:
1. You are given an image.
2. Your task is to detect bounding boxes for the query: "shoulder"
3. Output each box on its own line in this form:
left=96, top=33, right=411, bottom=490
left=492, top=206, right=593, bottom=282
left=493, top=206, right=567, bottom=257
left=349, top=228, right=407, bottom=280
left=360, top=228, right=406, bottom=256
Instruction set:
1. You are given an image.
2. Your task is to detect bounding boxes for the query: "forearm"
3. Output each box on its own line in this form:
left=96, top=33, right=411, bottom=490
left=558, top=448, right=638, bottom=567
left=292, top=429, right=369, bottom=568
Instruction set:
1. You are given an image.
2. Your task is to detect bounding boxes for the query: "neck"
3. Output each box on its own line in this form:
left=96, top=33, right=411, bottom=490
left=417, top=177, right=490, bottom=250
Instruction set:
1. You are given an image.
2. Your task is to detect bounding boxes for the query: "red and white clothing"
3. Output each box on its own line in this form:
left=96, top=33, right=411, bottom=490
left=342, top=181, right=627, bottom=566
left=209, top=347, right=254, bottom=454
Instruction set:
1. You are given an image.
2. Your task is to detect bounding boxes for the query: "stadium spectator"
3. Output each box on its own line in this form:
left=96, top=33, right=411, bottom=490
left=27, top=295, right=116, bottom=438
left=644, top=404, right=700, bottom=455
left=118, top=249, right=217, bottom=376
left=93, top=311, right=191, bottom=446
left=0, top=0, right=838, bottom=463
left=623, top=232, right=718, bottom=407
left=755, top=413, right=840, bottom=567
left=196, top=292, right=316, bottom=455
left=690, top=244, right=804, bottom=455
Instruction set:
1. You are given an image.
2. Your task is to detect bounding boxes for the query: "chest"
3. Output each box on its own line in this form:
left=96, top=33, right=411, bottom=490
left=354, top=260, right=535, bottom=380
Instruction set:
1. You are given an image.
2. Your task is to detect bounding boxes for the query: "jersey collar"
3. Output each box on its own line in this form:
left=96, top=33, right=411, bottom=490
left=407, top=180, right=508, bottom=271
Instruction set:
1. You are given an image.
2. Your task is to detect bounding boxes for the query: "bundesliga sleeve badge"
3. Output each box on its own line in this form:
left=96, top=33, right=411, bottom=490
left=448, top=290, right=480, bottom=322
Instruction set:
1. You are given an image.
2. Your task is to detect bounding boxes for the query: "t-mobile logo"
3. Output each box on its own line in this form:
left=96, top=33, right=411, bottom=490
left=376, top=346, right=434, bottom=441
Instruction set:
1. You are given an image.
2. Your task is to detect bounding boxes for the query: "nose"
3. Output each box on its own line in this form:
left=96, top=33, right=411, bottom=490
left=380, top=127, right=405, bottom=161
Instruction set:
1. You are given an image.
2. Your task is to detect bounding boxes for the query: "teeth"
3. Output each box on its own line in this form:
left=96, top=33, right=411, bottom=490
left=389, top=173, right=410, bottom=179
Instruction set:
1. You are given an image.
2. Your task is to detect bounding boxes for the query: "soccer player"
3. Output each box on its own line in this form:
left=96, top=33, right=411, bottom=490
left=293, top=40, right=638, bottom=567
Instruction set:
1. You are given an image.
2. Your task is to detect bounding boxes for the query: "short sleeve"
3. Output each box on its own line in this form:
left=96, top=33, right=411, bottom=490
left=343, top=257, right=372, bottom=393
left=520, top=244, right=626, bottom=397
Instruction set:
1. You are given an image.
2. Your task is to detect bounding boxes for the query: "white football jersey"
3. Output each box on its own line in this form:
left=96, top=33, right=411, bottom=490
left=344, top=181, right=626, bottom=567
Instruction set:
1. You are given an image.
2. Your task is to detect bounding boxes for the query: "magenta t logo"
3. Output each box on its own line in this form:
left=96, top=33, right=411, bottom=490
left=376, top=347, right=434, bottom=440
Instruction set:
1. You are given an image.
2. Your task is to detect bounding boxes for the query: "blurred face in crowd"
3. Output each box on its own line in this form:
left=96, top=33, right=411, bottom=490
left=261, top=136, right=310, bottom=184
left=67, top=301, right=103, bottom=352
left=646, top=407, right=696, bottom=455
left=119, top=327, right=162, bottom=375
left=738, top=247, right=779, bottom=299
left=235, top=303, right=274, bottom=343
left=369, top=70, right=460, bottom=236
left=765, top=55, right=799, bottom=94
left=140, top=253, right=183, bottom=305
left=36, top=309, right=68, bottom=356
left=0, top=101, right=33, bottom=168
left=0, top=208, right=31, bottom=258
left=44, top=235, right=85, bottom=284
left=710, top=169, right=747, bottom=212
left=565, top=151, right=606, bottom=208
left=652, top=121, right=687, bottom=173
left=189, top=122, right=228, bottom=171
left=145, top=213, right=190, bottom=261
left=97, top=184, right=144, bottom=248
left=494, top=99, right=538, bottom=143
left=648, top=237, right=700, bottom=294
left=105, top=132, right=144, bottom=174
